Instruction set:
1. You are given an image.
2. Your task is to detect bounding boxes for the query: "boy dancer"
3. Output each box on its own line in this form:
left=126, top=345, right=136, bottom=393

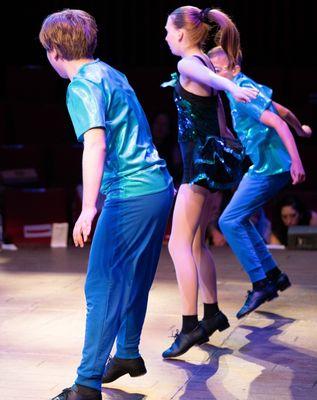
left=209, top=46, right=311, bottom=319
left=40, top=9, right=173, bottom=400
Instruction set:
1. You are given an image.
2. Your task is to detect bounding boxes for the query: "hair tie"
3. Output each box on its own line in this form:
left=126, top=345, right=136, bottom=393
left=199, top=8, right=212, bottom=24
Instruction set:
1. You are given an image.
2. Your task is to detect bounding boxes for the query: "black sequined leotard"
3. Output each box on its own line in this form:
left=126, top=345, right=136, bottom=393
left=162, top=56, right=244, bottom=191
left=174, top=80, right=221, bottom=190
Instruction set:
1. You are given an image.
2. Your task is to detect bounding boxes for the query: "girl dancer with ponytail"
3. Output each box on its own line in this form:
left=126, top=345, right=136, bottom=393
left=162, top=6, right=258, bottom=358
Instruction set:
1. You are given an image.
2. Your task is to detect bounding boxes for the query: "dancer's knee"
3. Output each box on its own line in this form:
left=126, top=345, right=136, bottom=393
left=168, top=235, right=181, bottom=259
left=219, top=212, right=240, bottom=234
left=168, top=235, right=191, bottom=260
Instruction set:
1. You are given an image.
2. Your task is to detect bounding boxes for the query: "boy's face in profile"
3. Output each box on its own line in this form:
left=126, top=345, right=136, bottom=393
left=46, top=50, right=68, bottom=79
left=210, top=54, right=239, bottom=81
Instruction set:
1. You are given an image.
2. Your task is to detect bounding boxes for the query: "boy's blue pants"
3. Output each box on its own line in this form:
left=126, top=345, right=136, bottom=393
left=219, top=172, right=290, bottom=283
left=75, top=185, right=173, bottom=390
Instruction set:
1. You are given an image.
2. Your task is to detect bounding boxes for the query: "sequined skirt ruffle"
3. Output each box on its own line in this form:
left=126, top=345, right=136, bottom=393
left=181, top=135, right=245, bottom=191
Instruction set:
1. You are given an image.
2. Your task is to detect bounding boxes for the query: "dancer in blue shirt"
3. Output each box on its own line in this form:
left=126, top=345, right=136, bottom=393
left=40, top=9, right=173, bottom=400
left=209, top=46, right=311, bottom=319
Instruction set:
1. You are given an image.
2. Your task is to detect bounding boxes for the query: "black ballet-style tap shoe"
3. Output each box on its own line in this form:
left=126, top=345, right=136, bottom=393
left=102, top=356, right=147, bottom=383
left=162, top=324, right=207, bottom=359
left=236, top=282, right=278, bottom=319
left=50, top=386, right=101, bottom=400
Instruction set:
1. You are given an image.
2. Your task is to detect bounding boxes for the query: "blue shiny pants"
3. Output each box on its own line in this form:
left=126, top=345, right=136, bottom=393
left=219, top=172, right=290, bottom=283
left=75, top=185, right=174, bottom=390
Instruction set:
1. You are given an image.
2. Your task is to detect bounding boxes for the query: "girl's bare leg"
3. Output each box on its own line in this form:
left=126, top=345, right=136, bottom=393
left=168, top=184, right=208, bottom=315
left=193, top=192, right=218, bottom=304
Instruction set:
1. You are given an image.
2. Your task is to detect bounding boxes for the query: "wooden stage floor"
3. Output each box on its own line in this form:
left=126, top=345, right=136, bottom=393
left=0, top=245, right=316, bottom=400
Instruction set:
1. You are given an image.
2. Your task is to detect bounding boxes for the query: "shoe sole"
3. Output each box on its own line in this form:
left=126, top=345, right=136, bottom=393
left=102, top=368, right=147, bottom=383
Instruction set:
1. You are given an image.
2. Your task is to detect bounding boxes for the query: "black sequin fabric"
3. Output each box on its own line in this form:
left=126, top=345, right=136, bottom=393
left=173, top=80, right=244, bottom=191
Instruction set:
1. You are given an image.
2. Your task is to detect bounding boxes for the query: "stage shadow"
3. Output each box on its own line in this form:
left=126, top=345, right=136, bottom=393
left=238, top=311, right=317, bottom=399
left=164, top=344, right=234, bottom=399
left=102, top=387, right=147, bottom=399
left=162, top=312, right=317, bottom=399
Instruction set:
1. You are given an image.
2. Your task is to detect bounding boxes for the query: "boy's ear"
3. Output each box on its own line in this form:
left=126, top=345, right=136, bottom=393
left=232, top=65, right=241, bottom=76
left=51, top=48, right=59, bottom=61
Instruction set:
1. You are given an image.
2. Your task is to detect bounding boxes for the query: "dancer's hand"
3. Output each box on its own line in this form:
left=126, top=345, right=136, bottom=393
left=297, top=124, right=312, bottom=138
left=73, top=207, right=97, bottom=247
left=290, top=158, right=306, bottom=185
left=230, top=86, right=259, bottom=103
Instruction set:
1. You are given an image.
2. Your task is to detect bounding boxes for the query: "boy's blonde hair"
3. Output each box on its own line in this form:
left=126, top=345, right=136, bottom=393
left=208, top=45, right=242, bottom=67
left=39, top=9, right=98, bottom=60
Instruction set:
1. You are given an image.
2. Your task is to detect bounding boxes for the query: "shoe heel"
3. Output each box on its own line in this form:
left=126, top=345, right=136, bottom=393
left=218, top=320, right=230, bottom=332
left=279, top=281, right=291, bottom=292
left=129, top=369, right=147, bottom=378
left=267, top=291, right=279, bottom=302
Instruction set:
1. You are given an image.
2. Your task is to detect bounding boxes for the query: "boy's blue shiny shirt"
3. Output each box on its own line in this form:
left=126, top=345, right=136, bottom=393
left=66, top=59, right=172, bottom=199
left=226, top=72, right=291, bottom=176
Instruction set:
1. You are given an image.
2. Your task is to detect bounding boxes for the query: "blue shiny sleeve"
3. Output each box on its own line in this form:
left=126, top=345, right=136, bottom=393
left=235, top=80, right=273, bottom=122
left=66, top=78, right=107, bottom=142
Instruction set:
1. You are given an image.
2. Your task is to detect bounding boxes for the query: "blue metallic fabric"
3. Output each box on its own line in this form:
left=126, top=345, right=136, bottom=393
left=67, top=59, right=172, bottom=200
left=163, top=74, right=244, bottom=190
left=227, top=73, right=291, bottom=176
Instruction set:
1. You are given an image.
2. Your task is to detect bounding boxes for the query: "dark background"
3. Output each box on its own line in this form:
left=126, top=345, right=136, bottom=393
left=2, top=0, right=317, bottom=125
left=0, top=0, right=316, bottom=245
left=3, top=0, right=317, bottom=67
